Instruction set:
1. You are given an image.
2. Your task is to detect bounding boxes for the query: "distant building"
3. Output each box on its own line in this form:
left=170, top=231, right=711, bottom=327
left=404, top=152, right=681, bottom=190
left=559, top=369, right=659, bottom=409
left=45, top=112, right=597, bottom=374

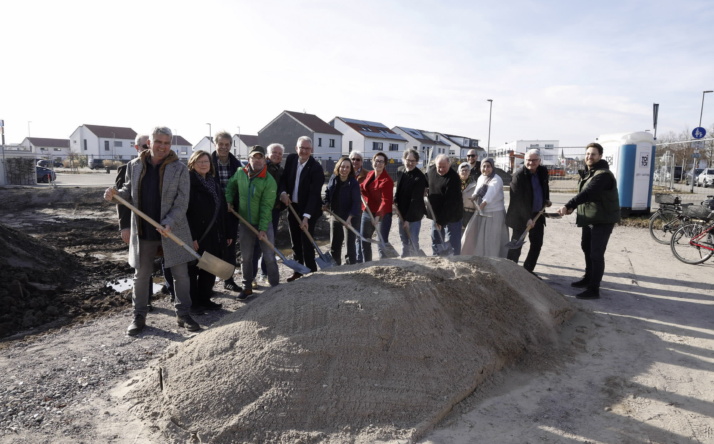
left=18, top=137, right=71, bottom=161
left=330, top=117, right=407, bottom=161
left=258, top=111, right=343, bottom=160
left=193, top=136, right=213, bottom=154
left=69, top=124, right=137, bottom=165
left=233, top=134, right=259, bottom=159
left=170, top=135, right=192, bottom=161
left=493, top=139, right=560, bottom=172
left=391, top=126, right=449, bottom=167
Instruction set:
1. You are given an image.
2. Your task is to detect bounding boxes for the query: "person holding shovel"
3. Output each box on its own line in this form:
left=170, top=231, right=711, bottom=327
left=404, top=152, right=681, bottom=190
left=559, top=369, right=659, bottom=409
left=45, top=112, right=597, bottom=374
left=323, top=156, right=361, bottom=265
left=459, top=163, right=478, bottom=229
left=103, top=126, right=200, bottom=336
left=506, top=149, right=551, bottom=277
left=394, top=149, right=427, bottom=257
left=186, top=150, right=231, bottom=312
left=360, top=152, right=394, bottom=261
left=225, top=145, right=280, bottom=300
left=426, top=154, right=463, bottom=255
left=461, top=158, right=508, bottom=257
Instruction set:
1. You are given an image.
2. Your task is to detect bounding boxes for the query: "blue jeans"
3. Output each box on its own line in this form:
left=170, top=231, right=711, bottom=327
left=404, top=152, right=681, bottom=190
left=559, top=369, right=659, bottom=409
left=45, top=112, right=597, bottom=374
left=360, top=212, right=392, bottom=261
left=240, top=223, right=279, bottom=288
left=431, top=221, right=462, bottom=255
left=398, top=220, right=422, bottom=257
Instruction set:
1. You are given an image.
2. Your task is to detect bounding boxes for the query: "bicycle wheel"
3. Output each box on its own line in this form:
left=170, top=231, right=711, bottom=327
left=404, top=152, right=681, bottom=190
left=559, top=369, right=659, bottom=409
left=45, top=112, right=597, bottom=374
left=649, top=210, right=681, bottom=244
left=670, top=224, right=714, bottom=264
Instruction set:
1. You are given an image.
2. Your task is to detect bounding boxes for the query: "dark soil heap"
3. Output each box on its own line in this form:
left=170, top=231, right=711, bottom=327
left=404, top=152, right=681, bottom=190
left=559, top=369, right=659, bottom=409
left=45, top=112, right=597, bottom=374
left=128, top=256, right=573, bottom=443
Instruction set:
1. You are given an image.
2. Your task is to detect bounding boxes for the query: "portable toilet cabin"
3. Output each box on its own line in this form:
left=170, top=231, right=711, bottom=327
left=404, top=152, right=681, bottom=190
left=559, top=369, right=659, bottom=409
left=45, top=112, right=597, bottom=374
left=596, top=131, right=655, bottom=217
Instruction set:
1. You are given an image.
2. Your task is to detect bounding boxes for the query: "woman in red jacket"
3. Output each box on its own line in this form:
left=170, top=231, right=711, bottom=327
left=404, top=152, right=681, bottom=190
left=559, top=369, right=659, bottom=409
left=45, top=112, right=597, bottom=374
left=360, top=152, right=394, bottom=261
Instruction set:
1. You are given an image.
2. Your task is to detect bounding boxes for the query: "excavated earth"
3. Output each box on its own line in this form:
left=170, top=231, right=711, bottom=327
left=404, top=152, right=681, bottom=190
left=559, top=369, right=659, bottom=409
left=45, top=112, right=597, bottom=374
left=127, top=256, right=572, bottom=443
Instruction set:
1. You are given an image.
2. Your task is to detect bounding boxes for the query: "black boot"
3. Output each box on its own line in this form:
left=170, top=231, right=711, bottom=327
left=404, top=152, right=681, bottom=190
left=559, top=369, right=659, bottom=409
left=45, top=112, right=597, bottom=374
left=127, top=314, right=146, bottom=336
left=575, top=288, right=600, bottom=300
left=571, top=276, right=590, bottom=288
left=177, top=314, right=200, bottom=332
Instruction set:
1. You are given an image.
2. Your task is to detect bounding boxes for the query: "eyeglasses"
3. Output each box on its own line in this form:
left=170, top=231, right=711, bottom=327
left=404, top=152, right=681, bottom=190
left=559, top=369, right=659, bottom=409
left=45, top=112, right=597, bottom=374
left=195, top=160, right=211, bottom=165
left=373, top=159, right=385, bottom=164
left=350, top=158, right=362, bottom=162
left=405, top=158, right=417, bottom=163
left=467, top=154, right=476, bottom=158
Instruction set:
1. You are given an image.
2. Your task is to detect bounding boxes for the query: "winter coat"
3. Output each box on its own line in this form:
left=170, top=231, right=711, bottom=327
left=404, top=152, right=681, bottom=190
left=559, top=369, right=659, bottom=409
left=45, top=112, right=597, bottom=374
left=394, top=167, right=427, bottom=222
left=324, top=174, right=361, bottom=220
left=186, top=171, right=229, bottom=257
left=360, top=170, right=394, bottom=218
left=506, top=165, right=550, bottom=232
left=565, top=159, right=620, bottom=226
left=278, top=154, right=325, bottom=219
left=426, top=165, right=463, bottom=225
left=116, top=150, right=195, bottom=269
left=225, top=165, right=277, bottom=232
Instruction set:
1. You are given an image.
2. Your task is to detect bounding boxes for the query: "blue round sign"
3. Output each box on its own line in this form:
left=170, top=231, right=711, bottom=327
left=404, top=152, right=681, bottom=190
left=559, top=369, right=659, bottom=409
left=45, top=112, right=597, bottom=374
left=692, top=127, right=706, bottom=139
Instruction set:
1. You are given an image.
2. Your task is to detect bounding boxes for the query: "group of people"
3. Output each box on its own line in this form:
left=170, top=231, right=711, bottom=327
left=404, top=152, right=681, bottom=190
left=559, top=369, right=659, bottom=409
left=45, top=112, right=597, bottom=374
left=105, top=128, right=619, bottom=336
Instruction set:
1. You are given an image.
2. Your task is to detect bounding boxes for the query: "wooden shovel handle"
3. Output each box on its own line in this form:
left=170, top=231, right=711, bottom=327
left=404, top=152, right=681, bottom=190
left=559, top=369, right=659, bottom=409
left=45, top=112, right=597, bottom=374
left=227, top=207, right=279, bottom=252
left=287, top=203, right=318, bottom=245
left=112, top=193, right=200, bottom=260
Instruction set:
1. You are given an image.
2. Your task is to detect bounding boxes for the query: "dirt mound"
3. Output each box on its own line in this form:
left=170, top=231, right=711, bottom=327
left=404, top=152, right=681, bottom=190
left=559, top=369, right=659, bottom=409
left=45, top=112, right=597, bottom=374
left=127, top=256, right=573, bottom=443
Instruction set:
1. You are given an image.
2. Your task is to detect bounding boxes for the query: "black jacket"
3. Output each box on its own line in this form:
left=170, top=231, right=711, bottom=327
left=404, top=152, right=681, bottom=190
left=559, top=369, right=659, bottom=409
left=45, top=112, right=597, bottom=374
left=566, top=159, right=620, bottom=226
left=506, top=165, right=550, bottom=232
left=115, top=164, right=130, bottom=230
left=426, top=166, right=463, bottom=225
left=278, top=153, right=325, bottom=219
left=395, top=167, right=428, bottom=222
left=186, top=171, right=230, bottom=256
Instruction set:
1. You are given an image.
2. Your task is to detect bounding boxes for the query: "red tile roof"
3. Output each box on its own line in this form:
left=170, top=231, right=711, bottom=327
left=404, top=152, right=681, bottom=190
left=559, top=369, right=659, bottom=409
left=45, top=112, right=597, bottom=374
left=83, top=124, right=137, bottom=139
left=285, top=111, right=342, bottom=135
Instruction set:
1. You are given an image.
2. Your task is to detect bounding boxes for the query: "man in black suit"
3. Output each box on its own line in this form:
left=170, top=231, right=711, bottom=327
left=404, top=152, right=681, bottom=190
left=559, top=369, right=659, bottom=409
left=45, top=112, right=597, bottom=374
left=278, top=136, right=325, bottom=281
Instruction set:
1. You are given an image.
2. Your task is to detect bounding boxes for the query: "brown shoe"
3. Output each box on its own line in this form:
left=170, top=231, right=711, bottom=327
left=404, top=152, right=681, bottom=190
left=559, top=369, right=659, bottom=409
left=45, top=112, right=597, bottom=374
left=287, top=272, right=303, bottom=282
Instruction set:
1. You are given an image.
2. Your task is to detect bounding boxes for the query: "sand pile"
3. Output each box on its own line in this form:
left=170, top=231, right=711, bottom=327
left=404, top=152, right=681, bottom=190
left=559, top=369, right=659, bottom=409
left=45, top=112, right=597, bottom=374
left=127, top=256, right=573, bottom=443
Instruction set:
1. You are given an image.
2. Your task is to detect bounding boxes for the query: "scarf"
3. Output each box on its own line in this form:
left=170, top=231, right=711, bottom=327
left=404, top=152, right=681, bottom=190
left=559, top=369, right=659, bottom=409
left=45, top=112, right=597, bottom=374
left=475, top=158, right=496, bottom=200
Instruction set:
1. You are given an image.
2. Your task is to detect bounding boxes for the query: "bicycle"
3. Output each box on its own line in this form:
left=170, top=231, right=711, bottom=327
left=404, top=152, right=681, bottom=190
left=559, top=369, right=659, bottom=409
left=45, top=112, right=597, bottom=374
left=670, top=205, right=714, bottom=265
left=649, top=194, right=692, bottom=244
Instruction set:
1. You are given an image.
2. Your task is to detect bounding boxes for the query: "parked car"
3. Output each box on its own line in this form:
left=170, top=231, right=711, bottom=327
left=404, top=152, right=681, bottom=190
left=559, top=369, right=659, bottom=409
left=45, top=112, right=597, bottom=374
left=36, top=166, right=56, bottom=183
left=696, top=168, right=714, bottom=188
left=683, top=168, right=704, bottom=186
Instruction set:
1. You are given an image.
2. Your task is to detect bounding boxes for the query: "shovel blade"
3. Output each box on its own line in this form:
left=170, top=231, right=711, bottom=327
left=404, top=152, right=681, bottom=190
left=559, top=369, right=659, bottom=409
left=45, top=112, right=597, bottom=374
left=435, top=243, right=454, bottom=256
left=197, top=251, right=235, bottom=280
left=315, top=256, right=334, bottom=270
left=381, top=243, right=400, bottom=259
left=505, top=239, right=526, bottom=250
left=282, top=258, right=311, bottom=275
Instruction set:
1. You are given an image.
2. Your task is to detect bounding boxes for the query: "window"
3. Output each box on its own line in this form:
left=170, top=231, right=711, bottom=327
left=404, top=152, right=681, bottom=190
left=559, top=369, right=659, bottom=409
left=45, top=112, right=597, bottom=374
left=318, top=138, right=322, bottom=147
left=114, top=141, right=122, bottom=148
left=373, top=142, right=383, bottom=151
left=329, top=139, right=335, bottom=148
left=545, top=144, right=554, bottom=148
left=83, top=139, right=87, bottom=151
left=389, top=143, right=398, bottom=151
left=348, top=141, right=353, bottom=152
left=104, top=141, right=110, bottom=151
left=54, top=148, right=61, bottom=151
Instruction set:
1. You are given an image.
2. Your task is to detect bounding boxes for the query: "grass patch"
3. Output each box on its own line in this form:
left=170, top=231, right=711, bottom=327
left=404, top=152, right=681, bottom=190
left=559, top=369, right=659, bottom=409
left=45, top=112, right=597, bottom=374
left=619, top=215, right=651, bottom=229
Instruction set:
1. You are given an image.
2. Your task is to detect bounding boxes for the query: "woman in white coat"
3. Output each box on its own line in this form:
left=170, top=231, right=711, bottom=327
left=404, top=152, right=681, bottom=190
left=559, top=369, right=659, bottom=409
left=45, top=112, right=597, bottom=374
left=461, top=158, right=509, bottom=257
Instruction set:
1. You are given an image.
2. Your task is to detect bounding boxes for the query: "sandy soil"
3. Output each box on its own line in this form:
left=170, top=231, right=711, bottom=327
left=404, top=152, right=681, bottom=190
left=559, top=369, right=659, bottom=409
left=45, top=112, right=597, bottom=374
left=1, top=186, right=713, bottom=443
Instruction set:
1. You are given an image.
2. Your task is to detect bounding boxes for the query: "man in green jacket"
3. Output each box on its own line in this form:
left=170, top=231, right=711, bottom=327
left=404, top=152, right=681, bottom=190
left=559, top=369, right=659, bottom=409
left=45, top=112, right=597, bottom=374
left=557, top=142, right=620, bottom=300
left=225, top=145, right=279, bottom=300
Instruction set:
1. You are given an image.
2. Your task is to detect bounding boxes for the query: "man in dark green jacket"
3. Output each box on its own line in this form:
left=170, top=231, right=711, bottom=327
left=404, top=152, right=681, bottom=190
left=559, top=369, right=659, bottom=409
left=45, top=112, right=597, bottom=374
left=557, top=142, right=620, bottom=300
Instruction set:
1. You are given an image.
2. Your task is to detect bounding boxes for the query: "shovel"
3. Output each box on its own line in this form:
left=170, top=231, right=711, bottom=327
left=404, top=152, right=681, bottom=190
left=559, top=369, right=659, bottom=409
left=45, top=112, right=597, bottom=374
left=360, top=196, right=400, bottom=259
left=112, top=194, right=235, bottom=280
left=287, top=203, right=336, bottom=269
left=228, top=207, right=310, bottom=275
left=505, top=208, right=546, bottom=250
left=393, top=206, right=426, bottom=256
left=423, top=196, right=454, bottom=256
left=323, top=208, right=380, bottom=245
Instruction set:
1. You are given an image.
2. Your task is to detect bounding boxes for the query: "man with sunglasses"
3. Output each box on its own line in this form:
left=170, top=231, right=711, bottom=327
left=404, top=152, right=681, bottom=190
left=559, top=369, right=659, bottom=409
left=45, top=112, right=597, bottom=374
left=349, top=151, right=370, bottom=262
left=466, top=149, right=481, bottom=181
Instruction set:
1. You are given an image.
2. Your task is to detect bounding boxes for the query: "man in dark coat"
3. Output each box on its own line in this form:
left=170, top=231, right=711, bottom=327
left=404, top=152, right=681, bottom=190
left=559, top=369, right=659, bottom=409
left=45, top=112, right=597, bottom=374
left=210, top=130, right=242, bottom=292
left=426, top=154, right=463, bottom=255
left=278, top=136, right=325, bottom=280
left=557, top=142, right=620, bottom=300
left=506, top=149, right=551, bottom=276
left=466, top=148, right=481, bottom=181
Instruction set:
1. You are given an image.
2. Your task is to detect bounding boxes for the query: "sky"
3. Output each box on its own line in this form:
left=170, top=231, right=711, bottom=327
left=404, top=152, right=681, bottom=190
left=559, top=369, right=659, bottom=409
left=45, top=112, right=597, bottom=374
left=2, top=0, right=714, bottom=149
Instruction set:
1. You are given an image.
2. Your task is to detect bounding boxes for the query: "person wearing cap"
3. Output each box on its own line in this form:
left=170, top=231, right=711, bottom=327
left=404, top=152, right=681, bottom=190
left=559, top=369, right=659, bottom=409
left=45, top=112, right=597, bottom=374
left=278, top=136, right=325, bottom=280
left=461, top=157, right=509, bottom=257
left=506, top=149, right=551, bottom=278
left=210, top=130, right=243, bottom=293
left=225, top=145, right=280, bottom=300
left=459, top=162, right=478, bottom=229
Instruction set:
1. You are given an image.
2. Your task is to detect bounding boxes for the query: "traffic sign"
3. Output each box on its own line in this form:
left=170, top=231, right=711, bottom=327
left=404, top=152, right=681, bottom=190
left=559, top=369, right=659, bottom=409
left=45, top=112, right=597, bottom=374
left=692, top=127, right=706, bottom=139
left=692, top=141, right=705, bottom=149
left=692, top=153, right=701, bottom=158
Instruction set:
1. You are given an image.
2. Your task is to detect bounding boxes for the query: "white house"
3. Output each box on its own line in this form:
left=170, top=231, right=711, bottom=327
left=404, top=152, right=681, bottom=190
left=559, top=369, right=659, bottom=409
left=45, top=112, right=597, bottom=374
left=441, top=134, right=484, bottom=159
left=18, top=137, right=71, bottom=161
left=69, top=124, right=137, bottom=166
left=193, top=136, right=213, bottom=154
left=493, top=139, right=560, bottom=172
left=330, top=117, right=407, bottom=161
left=392, top=126, right=449, bottom=167
left=233, top=134, right=259, bottom=159
left=170, top=135, right=192, bottom=161
left=258, top=111, right=343, bottom=160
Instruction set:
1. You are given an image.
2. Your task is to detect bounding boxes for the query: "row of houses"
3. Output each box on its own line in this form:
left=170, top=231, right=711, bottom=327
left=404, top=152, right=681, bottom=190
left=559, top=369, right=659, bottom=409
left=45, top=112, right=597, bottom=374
left=6, top=110, right=560, bottom=169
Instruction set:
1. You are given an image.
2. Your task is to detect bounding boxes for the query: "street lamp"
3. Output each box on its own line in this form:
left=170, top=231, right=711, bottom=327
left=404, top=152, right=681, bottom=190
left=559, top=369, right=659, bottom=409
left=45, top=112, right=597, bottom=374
left=699, top=90, right=713, bottom=127
left=486, top=99, right=493, bottom=158
left=206, top=123, right=212, bottom=153
left=236, top=126, right=241, bottom=157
